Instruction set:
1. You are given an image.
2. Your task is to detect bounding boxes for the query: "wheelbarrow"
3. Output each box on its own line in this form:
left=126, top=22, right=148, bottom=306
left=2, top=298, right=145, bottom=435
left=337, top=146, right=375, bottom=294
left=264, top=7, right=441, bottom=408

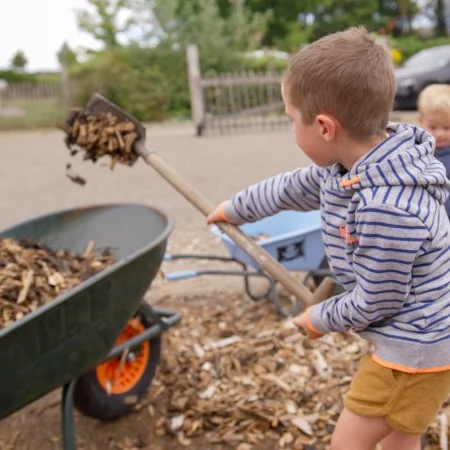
left=165, top=209, right=337, bottom=316
left=0, top=202, right=181, bottom=450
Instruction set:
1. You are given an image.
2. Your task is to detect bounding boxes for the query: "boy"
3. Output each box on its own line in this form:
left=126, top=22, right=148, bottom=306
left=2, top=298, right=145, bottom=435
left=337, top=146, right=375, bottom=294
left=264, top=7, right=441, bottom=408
left=206, top=27, right=450, bottom=450
left=418, top=83, right=450, bottom=217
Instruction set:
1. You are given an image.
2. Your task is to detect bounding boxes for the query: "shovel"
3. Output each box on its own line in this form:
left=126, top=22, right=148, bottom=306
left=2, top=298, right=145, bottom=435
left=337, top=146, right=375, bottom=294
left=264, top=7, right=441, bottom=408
left=84, top=93, right=336, bottom=311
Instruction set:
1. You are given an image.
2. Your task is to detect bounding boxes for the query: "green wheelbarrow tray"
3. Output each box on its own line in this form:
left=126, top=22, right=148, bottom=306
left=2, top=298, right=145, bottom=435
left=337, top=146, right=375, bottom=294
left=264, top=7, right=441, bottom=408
left=0, top=202, right=182, bottom=449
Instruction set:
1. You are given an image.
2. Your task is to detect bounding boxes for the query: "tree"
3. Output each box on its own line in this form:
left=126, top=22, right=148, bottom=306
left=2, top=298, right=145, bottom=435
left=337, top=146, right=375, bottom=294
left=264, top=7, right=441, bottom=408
left=218, top=0, right=318, bottom=48
left=218, top=0, right=420, bottom=47
left=142, top=0, right=270, bottom=69
left=57, top=41, right=78, bottom=68
left=435, top=0, right=448, bottom=36
left=10, top=50, right=28, bottom=72
left=420, top=0, right=448, bottom=36
left=377, top=0, right=419, bottom=35
left=308, top=0, right=383, bottom=41
left=75, top=0, right=136, bottom=49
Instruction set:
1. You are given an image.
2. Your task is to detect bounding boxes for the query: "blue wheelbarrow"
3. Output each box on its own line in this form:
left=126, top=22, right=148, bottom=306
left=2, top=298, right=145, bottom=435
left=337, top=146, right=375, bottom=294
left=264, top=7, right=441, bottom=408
left=164, top=210, right=335, bottom=316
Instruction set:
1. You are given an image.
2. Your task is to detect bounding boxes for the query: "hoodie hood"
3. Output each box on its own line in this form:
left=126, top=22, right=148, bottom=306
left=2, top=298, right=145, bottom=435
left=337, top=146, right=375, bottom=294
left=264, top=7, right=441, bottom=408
left=330, top=122, right=450, bottom=205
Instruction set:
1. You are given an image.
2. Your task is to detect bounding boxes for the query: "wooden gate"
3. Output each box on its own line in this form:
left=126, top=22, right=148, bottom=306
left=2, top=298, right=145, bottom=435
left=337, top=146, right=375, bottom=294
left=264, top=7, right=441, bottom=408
left=187, top=45, right=290, bottom=136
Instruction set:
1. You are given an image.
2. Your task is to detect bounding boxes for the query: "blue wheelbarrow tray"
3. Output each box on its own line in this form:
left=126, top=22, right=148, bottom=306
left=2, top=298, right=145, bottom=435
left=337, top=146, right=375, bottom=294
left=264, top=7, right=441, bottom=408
left=0, top=203, right=181, bottom=449
left=210, top=210, right=325, bottom=271
left=164, top=210, right=332, bottom=317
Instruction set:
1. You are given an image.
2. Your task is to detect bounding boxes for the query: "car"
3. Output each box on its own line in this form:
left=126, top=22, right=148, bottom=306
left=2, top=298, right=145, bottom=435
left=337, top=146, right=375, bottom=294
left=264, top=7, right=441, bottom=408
left=394, top=45, right=450, bottom=110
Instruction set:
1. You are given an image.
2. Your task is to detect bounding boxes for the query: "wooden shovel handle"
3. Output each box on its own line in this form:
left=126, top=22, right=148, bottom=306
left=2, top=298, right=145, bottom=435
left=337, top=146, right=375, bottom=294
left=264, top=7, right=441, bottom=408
left=140, top=146, right=336, bottom=308
left=310, top=276, right=336, bottom=304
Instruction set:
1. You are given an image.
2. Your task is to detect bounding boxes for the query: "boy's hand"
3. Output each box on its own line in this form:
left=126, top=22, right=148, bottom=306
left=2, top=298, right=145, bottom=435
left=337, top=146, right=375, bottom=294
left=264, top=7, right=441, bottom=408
left=292, top=313, right=323, bottom=340
left=206, top=202, right=231, bottom=225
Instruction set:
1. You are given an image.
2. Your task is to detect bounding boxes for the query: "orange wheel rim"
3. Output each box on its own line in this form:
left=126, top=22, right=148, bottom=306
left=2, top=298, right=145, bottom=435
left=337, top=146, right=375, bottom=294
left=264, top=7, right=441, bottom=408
left=96, top=319, right=150, bottom=395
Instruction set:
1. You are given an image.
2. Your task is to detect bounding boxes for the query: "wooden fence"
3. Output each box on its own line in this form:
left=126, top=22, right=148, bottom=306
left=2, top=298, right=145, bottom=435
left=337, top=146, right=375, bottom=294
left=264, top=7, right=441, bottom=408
left=187, top=44, right=290, bottom=136
left=186, top=35, right=393, bottom=136
left=0, top=82, right=61, bottom=101
left=0, top=81, right=66, bottom=128
left=0, top=79, right=107, bottom=129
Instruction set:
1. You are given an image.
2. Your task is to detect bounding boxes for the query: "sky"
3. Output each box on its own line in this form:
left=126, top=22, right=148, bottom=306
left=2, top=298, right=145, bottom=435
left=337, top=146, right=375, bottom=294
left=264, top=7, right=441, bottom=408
left=0, top=0, right=101, bottom=72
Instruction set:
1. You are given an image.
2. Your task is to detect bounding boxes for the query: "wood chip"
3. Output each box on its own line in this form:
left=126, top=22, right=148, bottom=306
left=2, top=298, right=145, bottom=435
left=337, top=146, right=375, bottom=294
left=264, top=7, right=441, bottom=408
left=291, top=416, right=313, bottom=436
left=16, top=269, right=33, bottom=304
left=170, top=415, right=184, bottom=432
left=311, top=349, right=331, bottom=378
left=204, top=335, right=242, bottom=350
left=439, top=413, right=448, bottom=450
left=0, top=237, right=115, bottom=329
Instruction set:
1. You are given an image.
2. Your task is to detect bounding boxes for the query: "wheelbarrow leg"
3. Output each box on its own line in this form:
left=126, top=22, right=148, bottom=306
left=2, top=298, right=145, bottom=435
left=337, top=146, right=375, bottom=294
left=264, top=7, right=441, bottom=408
left=61, top=380, right=78, bottom=450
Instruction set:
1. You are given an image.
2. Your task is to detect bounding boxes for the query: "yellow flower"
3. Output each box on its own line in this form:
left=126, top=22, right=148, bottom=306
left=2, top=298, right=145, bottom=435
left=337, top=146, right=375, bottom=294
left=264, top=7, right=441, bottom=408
left=391, top=48, right=402, bottom=64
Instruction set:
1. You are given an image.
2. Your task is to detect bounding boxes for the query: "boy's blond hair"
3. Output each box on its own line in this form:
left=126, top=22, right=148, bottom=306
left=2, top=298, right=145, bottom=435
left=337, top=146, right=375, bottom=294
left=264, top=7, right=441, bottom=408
left=418, top=84, right=450, bottom=115
left=283, top=26, right=396, bottom=141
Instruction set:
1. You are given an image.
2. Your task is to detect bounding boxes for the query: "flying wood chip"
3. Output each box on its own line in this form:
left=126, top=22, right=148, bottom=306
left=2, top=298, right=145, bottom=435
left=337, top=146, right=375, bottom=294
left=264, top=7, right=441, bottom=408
left=62, top=108, right=140, bottom=170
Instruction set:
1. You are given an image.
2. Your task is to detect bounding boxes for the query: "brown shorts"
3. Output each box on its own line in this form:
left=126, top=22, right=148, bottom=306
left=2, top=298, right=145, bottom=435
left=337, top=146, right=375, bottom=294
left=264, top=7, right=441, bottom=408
left=344, top=354, right=450, bottom=434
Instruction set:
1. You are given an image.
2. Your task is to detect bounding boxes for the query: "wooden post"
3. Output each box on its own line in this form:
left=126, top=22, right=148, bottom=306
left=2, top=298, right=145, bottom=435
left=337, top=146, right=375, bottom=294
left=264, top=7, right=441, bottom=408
left=186, top=44, right=205, bottom=136
left=0, top=79, right=6, bottom=117
left=60, top=61, right=71, bottom=115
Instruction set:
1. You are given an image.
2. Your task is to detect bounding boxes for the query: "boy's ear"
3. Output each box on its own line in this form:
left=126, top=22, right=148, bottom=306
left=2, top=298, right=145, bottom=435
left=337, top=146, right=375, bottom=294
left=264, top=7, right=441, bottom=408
left=316, top=114, right=337, bottom=142
left=418, top=114, right=423, bottom=126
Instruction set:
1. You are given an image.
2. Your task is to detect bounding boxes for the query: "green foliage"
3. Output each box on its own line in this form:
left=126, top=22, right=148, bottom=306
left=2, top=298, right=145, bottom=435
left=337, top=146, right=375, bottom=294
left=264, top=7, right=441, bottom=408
left=308, top=0, right=383, bottom=41
left=0, top=70, right=36, bottom=83
left=218, top=0, right=310, bottom=48
left=391, top=35, right=450, bottom=60
left=116, top=46, right=191, bottom=120
left=149, top=0, right=270, bottom=68
left=435, top=0, right=448, bottom=37
left=68, top=0, right=271, bottom=121
left=10, top=50, right=28, bottom=71
left=273, top=23, right=310, bottom=53
left=242, top=55, right=289, bottom=72
left=57, top=42, right=78, bottom=68
left=219, top=0, right=423, bottom=47
left=75, top=0, right=136, bottom=49
left=70, top=45, right=191, bottom=121
left=32, top=72, right=62, bottom=84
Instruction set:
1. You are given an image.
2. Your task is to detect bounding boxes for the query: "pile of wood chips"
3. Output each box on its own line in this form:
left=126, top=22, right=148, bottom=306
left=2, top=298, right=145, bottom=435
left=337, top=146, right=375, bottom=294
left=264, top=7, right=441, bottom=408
left=0, top=237, right=116, bottom=329
left=62, top=108, right=140, bottom=171
left=148, top=294, right=449, bottom=450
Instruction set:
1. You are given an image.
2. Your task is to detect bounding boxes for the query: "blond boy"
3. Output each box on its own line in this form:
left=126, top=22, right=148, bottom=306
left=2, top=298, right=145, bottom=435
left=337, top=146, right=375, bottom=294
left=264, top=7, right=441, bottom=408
left=418, top=84, right=450, bottom=216
left=207, top=27, right=450, bottom=450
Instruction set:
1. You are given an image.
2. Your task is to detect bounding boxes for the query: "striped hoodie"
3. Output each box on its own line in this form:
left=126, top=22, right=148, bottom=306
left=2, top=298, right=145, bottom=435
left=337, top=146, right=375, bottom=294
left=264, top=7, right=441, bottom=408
left=434, top=146, right=450, bottom=217
left=222, top=123, right=450, bottom=373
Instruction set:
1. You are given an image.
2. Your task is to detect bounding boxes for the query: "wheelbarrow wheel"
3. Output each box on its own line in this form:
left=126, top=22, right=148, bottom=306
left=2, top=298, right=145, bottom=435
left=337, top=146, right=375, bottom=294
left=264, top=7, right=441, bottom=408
left=73, top=313, right=161, bottom=421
